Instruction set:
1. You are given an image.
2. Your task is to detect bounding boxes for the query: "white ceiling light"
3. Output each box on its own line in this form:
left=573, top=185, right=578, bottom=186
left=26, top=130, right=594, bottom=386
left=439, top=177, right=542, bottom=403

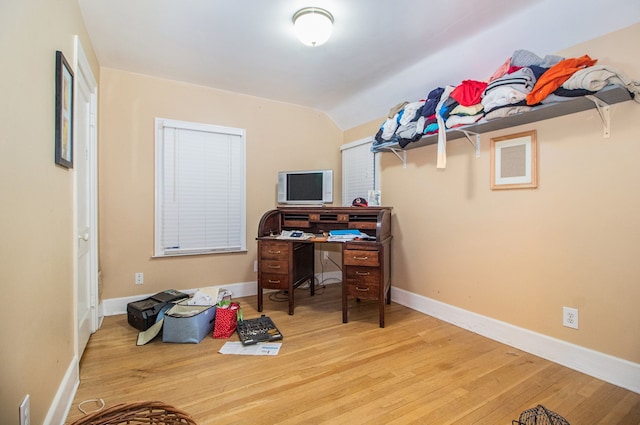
left=292, top=7, right=334, bottom=47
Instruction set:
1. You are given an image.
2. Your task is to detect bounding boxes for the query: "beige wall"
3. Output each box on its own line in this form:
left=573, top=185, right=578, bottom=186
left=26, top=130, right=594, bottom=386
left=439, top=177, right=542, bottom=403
left=98, top=69, right=343, bottom=300
left=2, top=3, right=638, bottom=421
left=345, top=23, right=640, bottom=363
left=0, top=0, right=99, bottom=424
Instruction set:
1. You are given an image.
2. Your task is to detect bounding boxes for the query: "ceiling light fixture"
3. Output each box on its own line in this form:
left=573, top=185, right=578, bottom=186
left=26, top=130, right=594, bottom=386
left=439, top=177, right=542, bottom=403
left=292, top=7, right=334, bottom=47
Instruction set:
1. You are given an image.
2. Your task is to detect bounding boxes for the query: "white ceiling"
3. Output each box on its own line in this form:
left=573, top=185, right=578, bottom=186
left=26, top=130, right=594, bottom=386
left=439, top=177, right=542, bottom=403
left=79, top=0, right=640, bottom=130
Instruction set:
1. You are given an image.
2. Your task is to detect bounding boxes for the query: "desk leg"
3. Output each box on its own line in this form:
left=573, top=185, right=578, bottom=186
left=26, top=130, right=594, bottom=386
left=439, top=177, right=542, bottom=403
left=342, top=284, right=348, bottom=323
left=379, top=298, right=385, bottom=328
left=310, top=248, right=315, bottom=297
left=379, top=285, right=391, bottom=328
left=288, top=282, right=294, bottom=315
left=257, top=283, right=263, bottom=312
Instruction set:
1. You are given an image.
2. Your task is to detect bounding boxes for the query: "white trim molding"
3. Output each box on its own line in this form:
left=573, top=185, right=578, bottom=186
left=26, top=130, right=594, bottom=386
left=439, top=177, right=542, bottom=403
left=102, top=281, right=257, bottom=316
left=391, top=287, right=640, bottom=395
left=44, top=356, right=79, bottom=425
left=101, top=272, right=342, bottom=317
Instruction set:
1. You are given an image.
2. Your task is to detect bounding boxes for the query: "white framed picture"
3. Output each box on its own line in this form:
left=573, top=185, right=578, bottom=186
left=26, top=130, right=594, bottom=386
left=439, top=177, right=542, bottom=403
left=490, top=130, right=537, bottom=190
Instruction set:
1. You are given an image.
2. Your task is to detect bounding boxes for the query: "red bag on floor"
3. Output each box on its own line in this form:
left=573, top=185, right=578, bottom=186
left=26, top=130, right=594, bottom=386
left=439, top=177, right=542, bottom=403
left=213, top=302, right=241, bottom=339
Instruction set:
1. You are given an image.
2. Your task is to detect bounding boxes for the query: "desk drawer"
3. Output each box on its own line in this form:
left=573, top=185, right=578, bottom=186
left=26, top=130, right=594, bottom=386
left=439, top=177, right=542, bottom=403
left=348, top=222, right=378, bottom=230
left=345, top=266, right=380, bottom=287
left=261, top=273, right=288, bottom=290
left=260, top=241, right=289, bottom=260
left=343, top=249, right=379, bottom=267
left=262, top=260, right=288, bottom=274
left=345, top=283, right=380, bottom=300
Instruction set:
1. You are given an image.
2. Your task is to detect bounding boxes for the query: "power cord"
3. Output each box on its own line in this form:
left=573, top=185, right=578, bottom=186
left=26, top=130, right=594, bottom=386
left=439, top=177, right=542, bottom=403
left=78, top=398, right=105, bottom=415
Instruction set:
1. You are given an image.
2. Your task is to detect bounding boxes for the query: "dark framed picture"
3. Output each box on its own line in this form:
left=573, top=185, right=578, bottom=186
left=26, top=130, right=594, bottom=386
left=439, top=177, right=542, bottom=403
left=55, top=50, right=74, bottom=168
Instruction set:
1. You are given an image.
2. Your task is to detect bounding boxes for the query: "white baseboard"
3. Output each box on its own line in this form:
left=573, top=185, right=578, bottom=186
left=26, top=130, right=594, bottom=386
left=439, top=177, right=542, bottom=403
left=101, top=272, right=342, bottom=317
left=45, top=355, right=79, bottom=425
left=102, top=281, right=258, bottom=316
left=391, top=286, right=640, bottom=395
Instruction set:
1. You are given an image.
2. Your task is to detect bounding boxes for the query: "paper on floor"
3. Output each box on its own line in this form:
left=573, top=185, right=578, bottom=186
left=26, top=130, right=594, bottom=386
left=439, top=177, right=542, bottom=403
left=218, top=342, right=281, bottom=356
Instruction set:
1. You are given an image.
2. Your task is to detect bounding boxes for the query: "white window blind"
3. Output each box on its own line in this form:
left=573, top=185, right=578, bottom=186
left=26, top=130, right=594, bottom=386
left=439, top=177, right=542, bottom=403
left=155, top=118, right=246, bottom=256
left=341, top=137, right=380, bottom=206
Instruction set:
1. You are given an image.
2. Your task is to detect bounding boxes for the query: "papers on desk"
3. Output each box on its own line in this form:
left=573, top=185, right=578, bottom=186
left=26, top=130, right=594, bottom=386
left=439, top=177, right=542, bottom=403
left=276, top=230, right=313, bottom=240
left=327, top=229, right=375, bottom=242
left=273, top=229, right=375, bottom=242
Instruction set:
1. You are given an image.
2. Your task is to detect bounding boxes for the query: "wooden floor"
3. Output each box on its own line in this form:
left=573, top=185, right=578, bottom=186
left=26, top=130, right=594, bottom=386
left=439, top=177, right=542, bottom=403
left=66, top=284, right=640, bottom=425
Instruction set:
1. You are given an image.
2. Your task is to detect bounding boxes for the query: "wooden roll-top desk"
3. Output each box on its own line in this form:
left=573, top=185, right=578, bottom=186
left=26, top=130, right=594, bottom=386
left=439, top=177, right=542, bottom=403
left=256, top=206, right=392, bottom=327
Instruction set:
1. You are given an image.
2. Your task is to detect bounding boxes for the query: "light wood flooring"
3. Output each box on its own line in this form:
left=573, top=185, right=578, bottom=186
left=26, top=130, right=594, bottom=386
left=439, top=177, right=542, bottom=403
left=66, top=284, right=640, bottom=425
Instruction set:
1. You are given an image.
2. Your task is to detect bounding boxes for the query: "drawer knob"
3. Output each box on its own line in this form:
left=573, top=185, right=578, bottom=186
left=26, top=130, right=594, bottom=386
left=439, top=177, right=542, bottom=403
left=268, top=265, right=281, bottom=269
left=355, top=286, right=370, bottom=292
left=355, top=271, right=370, bottom=276
left=268, top=279, right=281, bottom=284
left=353, top=256, right=368, bottom=260
left=268, top=250, right=281, bottom=254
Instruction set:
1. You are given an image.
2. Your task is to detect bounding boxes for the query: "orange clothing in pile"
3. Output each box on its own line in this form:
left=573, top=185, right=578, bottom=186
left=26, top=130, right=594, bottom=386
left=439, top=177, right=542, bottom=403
left=526, top=55, right=598, bottom=105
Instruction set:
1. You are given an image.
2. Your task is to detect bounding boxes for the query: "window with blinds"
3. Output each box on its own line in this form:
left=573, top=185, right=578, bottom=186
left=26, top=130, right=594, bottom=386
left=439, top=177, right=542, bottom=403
left=341, top=137, right=380, bottom=206
left=154, top=118, right=246, bottom=257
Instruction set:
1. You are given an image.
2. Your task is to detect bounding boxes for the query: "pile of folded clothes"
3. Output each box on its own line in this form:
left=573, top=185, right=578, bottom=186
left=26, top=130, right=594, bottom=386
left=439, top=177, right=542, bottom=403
left=373, top=49, right=640, bottom=155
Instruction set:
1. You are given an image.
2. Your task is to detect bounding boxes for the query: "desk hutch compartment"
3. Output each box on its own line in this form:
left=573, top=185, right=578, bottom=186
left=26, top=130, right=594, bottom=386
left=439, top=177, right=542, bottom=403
left=346, top=213, right=379, bottom=230
left=281, top=213, right=311, bottom=228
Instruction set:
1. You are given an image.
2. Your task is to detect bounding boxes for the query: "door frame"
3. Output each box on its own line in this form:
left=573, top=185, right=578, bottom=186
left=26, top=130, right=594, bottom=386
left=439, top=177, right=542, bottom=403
left=74, top=35, right=100, bottom=355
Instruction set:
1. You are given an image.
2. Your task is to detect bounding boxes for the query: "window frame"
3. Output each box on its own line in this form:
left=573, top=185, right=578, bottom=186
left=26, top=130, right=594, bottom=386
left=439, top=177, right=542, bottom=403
left=154, top=118, right=247, bottom=257
left=341, top=136, right=381, bottom=207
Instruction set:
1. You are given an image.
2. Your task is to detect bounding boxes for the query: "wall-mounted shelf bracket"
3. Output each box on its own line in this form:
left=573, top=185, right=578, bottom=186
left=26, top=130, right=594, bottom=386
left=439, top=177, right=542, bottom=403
left=585, top=95, right=611, bottom=138
left=455, top=129, right=481, bottom=157
left=388, top=147, right=407, bottom=168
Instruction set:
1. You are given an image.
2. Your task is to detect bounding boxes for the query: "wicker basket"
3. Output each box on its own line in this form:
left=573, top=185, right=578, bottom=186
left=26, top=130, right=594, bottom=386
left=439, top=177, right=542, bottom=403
left=69, top=401, right=198, bottom=425
left=512, top=404, right=569, bottom=425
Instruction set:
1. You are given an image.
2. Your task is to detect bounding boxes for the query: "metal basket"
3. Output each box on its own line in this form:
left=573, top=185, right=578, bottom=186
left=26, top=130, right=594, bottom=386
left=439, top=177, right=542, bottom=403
left=68, top=401, right=198, bottom=425
left=513, top=404, right=570, bottom=425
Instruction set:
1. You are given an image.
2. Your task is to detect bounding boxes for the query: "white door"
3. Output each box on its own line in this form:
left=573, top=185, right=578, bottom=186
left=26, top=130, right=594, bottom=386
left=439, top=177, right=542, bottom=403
left=75, top=37, right=99, bottom=357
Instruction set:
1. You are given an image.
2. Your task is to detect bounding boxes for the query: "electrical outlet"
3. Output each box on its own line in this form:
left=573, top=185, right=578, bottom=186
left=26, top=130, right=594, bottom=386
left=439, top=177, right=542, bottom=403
left=19, top=394, right=30, bottom=425
left=253, top=260, right=258, bottom=273
left=135, top=272, right=144, bottom=285
left=563, top=306, right=579, bottom=329
left=323, top=250, right=329, bottom=260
